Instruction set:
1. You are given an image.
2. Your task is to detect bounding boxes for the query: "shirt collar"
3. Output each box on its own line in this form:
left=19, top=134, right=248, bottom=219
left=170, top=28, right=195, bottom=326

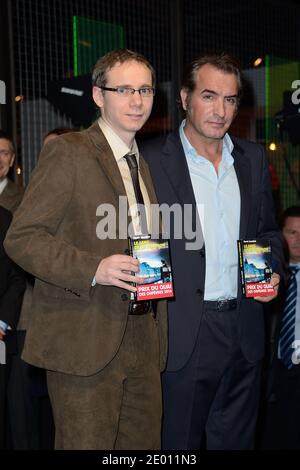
left=98, top=117, right=139, bottom=162
left=0, top=177, right=8, bottom=195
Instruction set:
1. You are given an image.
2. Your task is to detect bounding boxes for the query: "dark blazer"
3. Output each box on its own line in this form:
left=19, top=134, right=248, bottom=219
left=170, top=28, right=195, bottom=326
left=142, top=130, right=284, bottom=371
left=4, top=122, right=168, bottom=376
left=0, top=206, right=26, bottom=330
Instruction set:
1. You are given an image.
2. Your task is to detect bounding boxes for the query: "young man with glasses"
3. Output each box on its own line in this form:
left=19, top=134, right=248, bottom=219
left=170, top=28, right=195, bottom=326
left=0, top=131, right=24, bottom=213
left=5, top=49, right=167, bottom=450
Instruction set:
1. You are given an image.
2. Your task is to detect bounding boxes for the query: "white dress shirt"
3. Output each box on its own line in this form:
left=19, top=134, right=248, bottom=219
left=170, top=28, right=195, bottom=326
left=179, top=120, right=241, bottom=300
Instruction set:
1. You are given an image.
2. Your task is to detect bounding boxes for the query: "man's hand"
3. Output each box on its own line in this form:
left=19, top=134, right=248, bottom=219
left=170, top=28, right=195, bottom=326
left=254, top=272, right=280, bottom=303
left=0, top=329, right=6, bottom=341
left=95, top=254, right=142, bottom=292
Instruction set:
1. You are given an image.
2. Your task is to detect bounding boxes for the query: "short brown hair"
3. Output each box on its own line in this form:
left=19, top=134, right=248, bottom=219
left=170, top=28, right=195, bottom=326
left=281, top=206, right=300, bottom=228
left=181, top=53, right=243, bottom=99
left=92, top=49, right=156, bottom=88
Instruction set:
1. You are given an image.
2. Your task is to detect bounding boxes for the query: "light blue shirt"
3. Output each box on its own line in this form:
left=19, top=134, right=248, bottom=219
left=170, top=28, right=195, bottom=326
left=179, top=120, right=241, bottom=300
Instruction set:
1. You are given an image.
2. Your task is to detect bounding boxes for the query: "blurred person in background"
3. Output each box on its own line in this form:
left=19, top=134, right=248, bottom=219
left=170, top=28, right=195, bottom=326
left=0, top=130, right=23, bottom=212
left=0, top=205, right=26, bottom=449
left=263, top=206, right=300, bottom=449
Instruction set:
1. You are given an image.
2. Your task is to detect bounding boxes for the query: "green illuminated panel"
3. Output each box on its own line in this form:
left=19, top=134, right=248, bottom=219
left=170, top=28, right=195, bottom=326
left=73, top=16, right=124, bottom=76
left=265, top=55, right=299, bottom=144
left=265, top=55, right=300, bottom=209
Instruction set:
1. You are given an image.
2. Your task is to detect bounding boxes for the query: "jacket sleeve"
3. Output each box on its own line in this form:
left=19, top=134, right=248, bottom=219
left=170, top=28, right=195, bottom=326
left=256, top=145, right=285, bottom=278
left=4, top=138, right=101, bottom=300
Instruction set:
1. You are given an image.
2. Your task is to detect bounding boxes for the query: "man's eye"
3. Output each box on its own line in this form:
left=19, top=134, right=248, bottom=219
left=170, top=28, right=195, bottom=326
left=139, top=88, right=150, bottom=95
left=117, top=87, right=130, bottom=95
left=226, top=97, right=237, bottom=105
left=202, top=94, right=213, bottom=100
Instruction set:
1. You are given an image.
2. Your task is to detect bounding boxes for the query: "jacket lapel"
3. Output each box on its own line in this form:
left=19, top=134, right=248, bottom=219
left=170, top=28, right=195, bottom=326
left=160, top=131, right=197, bottom=208
left=87, top=121, right=160, bottom=234
left=160, top=131, right=252, bottom=244
left=139, top=156, right=158, bottom=206
left=86, top=121, right=127, bottom=199
left=232, top=139, right=251, bottom=240
left=159, top=130, right=203, bottom=242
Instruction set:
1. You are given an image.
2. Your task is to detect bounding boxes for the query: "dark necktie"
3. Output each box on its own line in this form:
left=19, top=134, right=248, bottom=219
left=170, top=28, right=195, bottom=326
left=124, top=153, right=148, bottom=235
left=278, top=266, right=299, bottom=369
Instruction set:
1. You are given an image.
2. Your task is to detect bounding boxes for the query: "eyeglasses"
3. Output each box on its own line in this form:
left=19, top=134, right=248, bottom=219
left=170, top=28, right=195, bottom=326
left=0, top=150, right=12, bottom=158
left=100, top=86, right=155, bottom=97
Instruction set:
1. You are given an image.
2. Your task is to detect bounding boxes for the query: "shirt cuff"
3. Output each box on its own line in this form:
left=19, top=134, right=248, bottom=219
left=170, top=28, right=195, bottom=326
left=91, top=276, right=97, bottom=287
left=0, top=320, right=10, bottom=332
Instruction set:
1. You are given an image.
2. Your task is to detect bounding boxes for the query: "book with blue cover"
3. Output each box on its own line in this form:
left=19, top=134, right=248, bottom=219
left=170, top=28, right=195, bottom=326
left=237, top=239, right=275, bottom=297
left=128, top=235, right=174, bottom=301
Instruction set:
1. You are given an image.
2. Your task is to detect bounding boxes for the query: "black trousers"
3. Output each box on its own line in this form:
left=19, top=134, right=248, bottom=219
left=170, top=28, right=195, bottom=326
left=262, top=358, right=300, bottom=449
left=0, top=361, right=11, bottom=449
left=0, top=331, right=17, bottom=449
left=7, top=331, right=54, bottom=449
left=162, top=305, right=262, bottom=450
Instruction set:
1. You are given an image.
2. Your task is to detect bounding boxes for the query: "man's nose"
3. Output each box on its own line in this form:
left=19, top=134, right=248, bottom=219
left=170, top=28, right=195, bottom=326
left=214, top=98, right=225, bottom=117
left=129, top=90, right=143, bottom=105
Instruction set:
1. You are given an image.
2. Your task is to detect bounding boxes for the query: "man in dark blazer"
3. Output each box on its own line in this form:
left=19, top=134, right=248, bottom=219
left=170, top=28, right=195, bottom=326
left=4, top=49, right=167, bottom=450
left=263, top=206, right=300, bottom=449
left=142, top=53, right=283, bottom=450
left=0, top=206, right=26, bottom=448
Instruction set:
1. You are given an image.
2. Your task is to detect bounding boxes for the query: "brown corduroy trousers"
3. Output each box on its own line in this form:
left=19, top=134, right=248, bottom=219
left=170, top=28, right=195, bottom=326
left=47, top=314, right=162, bottom=450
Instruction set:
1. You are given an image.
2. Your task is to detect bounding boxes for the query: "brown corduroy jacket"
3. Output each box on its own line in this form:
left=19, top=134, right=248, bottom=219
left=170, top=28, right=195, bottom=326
left=4, top=121, right=168, bottom=376
left=0, top=178, right=24, bottom=213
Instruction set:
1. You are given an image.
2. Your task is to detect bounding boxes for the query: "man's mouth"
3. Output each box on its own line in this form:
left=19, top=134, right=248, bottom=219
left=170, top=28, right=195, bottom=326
left=127, top=114, right=143, bottom=119
left=208, top=121, right=225, bottom=127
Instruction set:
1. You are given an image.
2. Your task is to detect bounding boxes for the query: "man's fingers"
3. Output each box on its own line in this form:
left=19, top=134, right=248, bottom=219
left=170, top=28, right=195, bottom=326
left=117, top=271, right=139, bottom=284
left=113, top=279, right=137, bottom=292
left=254, top=292, right=279, bottom=303
left=119, top=261, right=140, bottom=272
left=270, top=273, right=280, bottom=288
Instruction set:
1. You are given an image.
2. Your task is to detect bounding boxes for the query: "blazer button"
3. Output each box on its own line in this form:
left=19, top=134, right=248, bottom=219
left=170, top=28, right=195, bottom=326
left=196, top=288, right=203, bottom=296
left=199, top=247, right=205, bottom=257
left=121, top=293, right=129, bottom=301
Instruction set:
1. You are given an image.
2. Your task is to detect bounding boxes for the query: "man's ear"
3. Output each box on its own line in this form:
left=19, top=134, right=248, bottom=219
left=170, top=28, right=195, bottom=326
left=92, top=86, right=104, bottom=108
left=180, top=88, right=188, bottom=111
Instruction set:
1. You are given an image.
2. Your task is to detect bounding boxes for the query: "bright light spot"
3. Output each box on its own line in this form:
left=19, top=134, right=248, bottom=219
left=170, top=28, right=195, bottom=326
left=15, top=95, right=24, bottom=102
left=253, top=57, right=263, bottom=67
